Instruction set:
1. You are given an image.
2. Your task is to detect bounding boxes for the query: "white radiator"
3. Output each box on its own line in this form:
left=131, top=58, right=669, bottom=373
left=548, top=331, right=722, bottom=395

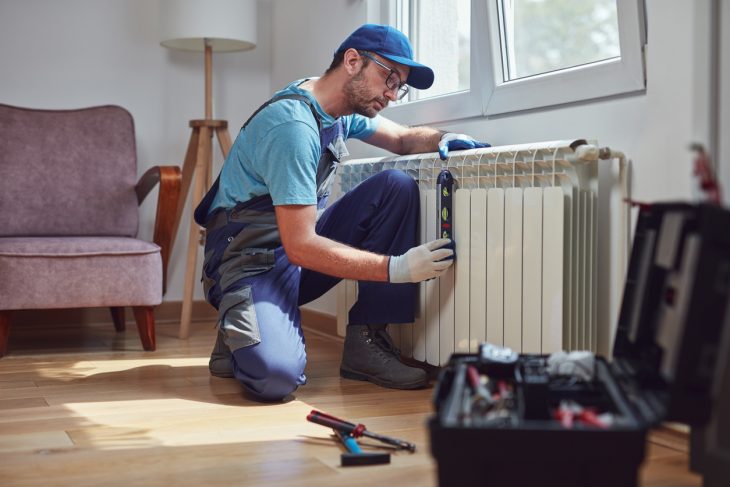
left=334, top=140, right=626, bottom=366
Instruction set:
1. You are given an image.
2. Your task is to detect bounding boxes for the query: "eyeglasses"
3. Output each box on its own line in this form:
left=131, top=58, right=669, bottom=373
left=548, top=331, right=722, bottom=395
left=358, top=51, right=410, bottom=100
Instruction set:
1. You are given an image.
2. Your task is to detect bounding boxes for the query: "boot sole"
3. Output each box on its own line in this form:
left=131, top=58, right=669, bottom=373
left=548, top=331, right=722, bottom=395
left=209, top=359, right=234, bottom=379
left=339, top=366, right=428, bottom=390
left=209, top=369, right=235, bottom=379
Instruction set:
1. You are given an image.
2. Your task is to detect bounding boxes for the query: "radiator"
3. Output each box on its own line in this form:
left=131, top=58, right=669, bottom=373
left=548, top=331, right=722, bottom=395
left=333, top=140, right=627, bottom=366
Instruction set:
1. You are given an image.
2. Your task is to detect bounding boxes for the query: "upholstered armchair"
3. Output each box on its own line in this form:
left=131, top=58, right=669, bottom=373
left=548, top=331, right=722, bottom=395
left=0, top=104, right=181, bottom=356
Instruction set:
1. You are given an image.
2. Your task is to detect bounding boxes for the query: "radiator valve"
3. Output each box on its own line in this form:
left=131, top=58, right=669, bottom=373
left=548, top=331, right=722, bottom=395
left=574, top=144, right=599, bottom=161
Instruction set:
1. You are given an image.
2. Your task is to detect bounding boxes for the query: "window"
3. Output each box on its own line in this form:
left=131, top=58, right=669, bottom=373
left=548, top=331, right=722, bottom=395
left=486, top=0, right=646, bottom=115
left=380, top=0, right=646, bottom=123
left=497, top=0, right=620, bottom=80
left=396, top=0, right=471, bottom=102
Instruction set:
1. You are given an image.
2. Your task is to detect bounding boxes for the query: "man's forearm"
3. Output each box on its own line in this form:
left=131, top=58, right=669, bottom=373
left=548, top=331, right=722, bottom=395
left=399, top=126, right=445, bottom=155
left=276, top=204, right=390, bottom=282
left=286, top=233, right=390, bottom=282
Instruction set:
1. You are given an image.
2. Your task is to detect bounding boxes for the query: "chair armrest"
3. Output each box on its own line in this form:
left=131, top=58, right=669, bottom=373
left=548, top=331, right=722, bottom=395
left=136, top=166, right=182, bottom=294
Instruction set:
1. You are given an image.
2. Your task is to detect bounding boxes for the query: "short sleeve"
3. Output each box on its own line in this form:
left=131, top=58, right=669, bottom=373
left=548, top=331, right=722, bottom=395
left=345, top=113, right=381, bottom=140
left=254, top=120, right=320, bottom=206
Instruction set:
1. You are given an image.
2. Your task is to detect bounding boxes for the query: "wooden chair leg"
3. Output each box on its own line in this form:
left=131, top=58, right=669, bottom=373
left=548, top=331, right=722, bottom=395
left=0, top=311, right=11, bottom=358
left=133, top=306, right=156, bottom=351
left=110, top=307, right=126, bottom=332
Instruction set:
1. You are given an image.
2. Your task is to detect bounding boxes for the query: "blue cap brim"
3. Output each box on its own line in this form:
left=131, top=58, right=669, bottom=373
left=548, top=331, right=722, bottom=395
left=379, top=53, right=434, bottom=90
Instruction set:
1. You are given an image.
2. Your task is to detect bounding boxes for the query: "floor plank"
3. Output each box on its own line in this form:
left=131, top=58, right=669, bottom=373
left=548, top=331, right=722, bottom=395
left=0, top=318, right=704, bottom=486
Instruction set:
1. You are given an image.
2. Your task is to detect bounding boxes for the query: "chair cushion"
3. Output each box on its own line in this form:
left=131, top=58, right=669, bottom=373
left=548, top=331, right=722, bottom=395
left=0, top=104, right=139, bottom=237
left=0, top=237, right=162, bottom=310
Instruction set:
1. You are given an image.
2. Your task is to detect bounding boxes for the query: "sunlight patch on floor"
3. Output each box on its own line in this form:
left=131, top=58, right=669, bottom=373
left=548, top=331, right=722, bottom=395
left=77, top=358, right=209, bottom=373
left=63, top=398, right=327, bottom=449
left=26, top=357, right=211, bottom=382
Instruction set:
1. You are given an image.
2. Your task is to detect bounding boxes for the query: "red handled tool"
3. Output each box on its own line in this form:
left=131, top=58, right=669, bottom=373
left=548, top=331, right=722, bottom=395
left=307, top=409, right=416, bottom=452
left=553, top=400, right=608, bottom=429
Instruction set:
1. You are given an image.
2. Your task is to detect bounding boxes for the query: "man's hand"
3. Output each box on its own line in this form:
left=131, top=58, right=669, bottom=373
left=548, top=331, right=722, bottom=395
left=389, top=238, right=454, bottom=283
left=438, top=133, right=490, bottom=160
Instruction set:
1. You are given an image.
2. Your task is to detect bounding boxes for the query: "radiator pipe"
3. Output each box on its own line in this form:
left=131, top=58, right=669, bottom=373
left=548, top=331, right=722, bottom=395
left=598, top=148, right=631, bottom=303
left=573, top=144, right=631, bottom=284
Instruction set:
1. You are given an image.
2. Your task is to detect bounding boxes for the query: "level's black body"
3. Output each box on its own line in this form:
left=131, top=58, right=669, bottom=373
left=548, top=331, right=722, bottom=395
left=436, top=169, right=454, bottom=240
left=429, top=203, right=730, bottom=487
left=436, top=169, right=455, bottom=260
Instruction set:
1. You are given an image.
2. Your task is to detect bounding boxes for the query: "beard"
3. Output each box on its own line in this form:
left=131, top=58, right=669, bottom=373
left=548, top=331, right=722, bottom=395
left=343, top=69, right=389, bottom=118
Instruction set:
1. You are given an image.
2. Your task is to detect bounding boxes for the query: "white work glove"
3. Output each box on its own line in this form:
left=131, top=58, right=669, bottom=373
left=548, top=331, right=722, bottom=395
left=438, top=133, right=491, bottom=160
left=389, top=238, right=454, bottom=283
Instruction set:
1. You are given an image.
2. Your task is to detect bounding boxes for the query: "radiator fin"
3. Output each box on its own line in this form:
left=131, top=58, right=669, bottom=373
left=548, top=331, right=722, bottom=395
left=486, top=188, right=505, bottom=347
left=523, top=187, right=543, bottom=354
left=453, top=189, right=471, bottom=354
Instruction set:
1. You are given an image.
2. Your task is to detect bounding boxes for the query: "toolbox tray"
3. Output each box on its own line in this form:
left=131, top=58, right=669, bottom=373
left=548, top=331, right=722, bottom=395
left=429, top=203, right=730, bottom=487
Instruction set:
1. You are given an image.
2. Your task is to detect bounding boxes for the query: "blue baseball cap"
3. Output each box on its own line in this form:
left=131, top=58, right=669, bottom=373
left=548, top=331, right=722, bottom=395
left=336, top=24, right=434, bottom=90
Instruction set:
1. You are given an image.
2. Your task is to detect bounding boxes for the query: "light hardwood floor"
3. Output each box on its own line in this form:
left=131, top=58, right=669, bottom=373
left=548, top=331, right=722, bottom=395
left=0, top=317, right=703, bottom=487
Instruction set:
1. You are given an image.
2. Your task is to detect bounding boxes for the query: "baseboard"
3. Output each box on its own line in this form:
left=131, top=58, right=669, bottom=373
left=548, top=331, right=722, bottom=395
left=9, top=300, right=218, bottom=327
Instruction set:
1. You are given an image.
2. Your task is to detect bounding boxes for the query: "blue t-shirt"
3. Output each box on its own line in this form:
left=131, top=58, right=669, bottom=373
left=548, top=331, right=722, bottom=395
left=209, top=79, right=380, bottom=213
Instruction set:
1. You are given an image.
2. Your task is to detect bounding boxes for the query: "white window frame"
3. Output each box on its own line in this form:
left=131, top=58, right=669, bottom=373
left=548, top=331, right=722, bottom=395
left=485, top=0, right=646, bottom=115
left=376, top=0, right=490, bottom=126
left=374, top=0, right=646, bottom=124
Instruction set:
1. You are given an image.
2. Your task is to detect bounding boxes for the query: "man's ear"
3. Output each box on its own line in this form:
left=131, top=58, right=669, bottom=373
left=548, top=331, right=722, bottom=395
left=342, top=48, right=362, bottom=76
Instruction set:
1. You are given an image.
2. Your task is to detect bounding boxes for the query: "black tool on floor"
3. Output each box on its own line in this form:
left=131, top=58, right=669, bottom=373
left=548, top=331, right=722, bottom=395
left=334, top=429, right=391, bottom=466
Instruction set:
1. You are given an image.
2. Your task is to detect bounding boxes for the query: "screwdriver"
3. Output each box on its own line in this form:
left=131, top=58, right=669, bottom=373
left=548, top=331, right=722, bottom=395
left=307, top=410, right=416, bottom=452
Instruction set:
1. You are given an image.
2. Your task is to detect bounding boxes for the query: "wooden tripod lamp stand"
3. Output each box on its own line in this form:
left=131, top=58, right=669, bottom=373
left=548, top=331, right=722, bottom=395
left=160, top=0, right=257, bottom=339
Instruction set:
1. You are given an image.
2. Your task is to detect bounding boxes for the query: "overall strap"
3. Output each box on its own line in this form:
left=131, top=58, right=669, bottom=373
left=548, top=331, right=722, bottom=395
left=242, top=93, right=322, bottom=132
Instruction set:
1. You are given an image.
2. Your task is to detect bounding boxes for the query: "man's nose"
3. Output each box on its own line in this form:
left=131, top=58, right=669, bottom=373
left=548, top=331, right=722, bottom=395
left=384, top=89, right=397, bottom=102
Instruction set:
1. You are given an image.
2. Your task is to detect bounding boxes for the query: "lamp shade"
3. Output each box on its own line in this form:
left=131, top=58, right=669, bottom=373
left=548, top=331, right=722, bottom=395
left=159, top=0, right=257, bottom=52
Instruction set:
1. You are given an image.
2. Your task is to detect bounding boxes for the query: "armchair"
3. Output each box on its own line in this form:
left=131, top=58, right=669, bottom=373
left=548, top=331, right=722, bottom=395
left=0, top=104, right=181, bottom=356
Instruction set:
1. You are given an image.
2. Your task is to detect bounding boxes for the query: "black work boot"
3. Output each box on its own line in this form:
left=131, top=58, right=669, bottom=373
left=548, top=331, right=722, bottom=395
left=340, top=324, right=428, bottom=389
left=209, top=330, right=234, bottom=378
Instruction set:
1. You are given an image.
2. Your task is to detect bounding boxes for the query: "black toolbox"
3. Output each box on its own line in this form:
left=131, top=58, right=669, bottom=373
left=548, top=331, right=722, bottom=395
left=429, top=203, right=730, bottom=487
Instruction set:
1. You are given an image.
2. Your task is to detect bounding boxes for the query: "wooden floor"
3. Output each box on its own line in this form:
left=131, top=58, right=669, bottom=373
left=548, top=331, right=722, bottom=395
left=0, top=317, right=703, bottom=487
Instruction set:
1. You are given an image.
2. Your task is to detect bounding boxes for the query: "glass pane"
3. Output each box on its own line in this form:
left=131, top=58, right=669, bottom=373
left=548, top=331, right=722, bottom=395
left=499, top=0, right=621, bottom=81
left=406, top=0, right=470, bottom=101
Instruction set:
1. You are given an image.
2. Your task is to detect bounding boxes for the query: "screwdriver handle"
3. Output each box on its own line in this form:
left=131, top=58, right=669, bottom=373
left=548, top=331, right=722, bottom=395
left=308, top=410, right=415, bottom=452
left=307, top=410, right=365, bottom=437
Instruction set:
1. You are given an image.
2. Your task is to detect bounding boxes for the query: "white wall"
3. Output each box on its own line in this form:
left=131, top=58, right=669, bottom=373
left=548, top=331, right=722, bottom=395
left=0, top=0, right=272, bottom=303
left=271, top=0, right=369, bottom=90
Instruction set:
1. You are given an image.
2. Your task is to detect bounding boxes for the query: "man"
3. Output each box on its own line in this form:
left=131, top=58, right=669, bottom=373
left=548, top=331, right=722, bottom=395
left=194, top=24, right=488, bottom=402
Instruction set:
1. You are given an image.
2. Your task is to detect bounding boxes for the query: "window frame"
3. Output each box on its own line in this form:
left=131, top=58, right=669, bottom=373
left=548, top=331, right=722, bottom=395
left=377, top=0, right=489, bottom=126
left=484, top=0, right=647, bottom=116
left=376, top=0, right=646, bottom=124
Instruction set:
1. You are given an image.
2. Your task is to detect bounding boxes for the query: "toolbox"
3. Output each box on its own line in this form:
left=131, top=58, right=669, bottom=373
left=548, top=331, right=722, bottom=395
left=429, top=203, right=730, bottom=487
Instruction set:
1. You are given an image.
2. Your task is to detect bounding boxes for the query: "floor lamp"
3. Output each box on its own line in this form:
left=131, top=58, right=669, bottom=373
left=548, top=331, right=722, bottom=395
left=160, top=0, right=257, bottom=339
